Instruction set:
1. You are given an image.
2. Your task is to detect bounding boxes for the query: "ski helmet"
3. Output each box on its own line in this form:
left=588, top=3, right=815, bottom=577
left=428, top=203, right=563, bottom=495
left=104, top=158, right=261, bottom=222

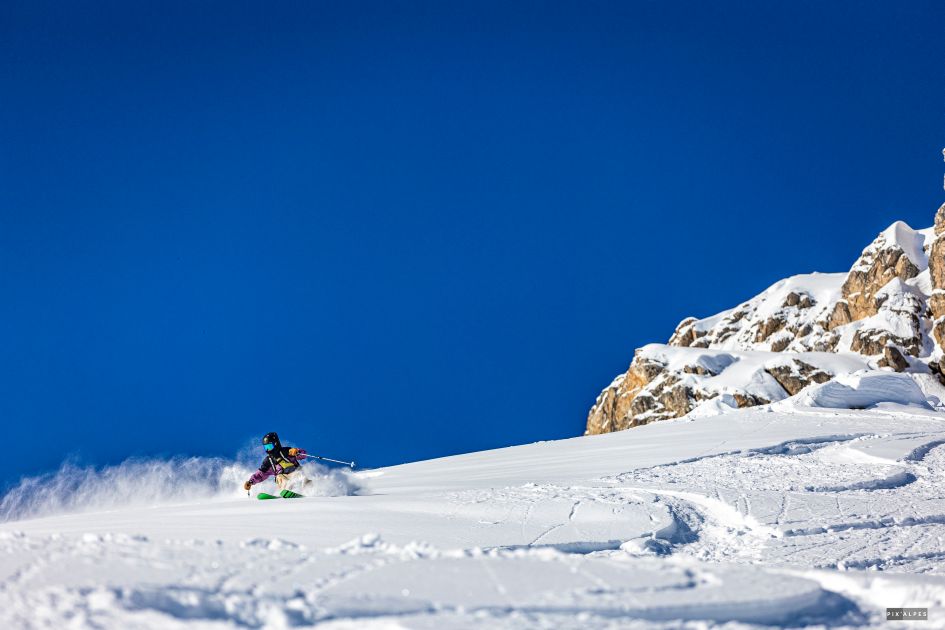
left=262, top=432, right=280, bottom=448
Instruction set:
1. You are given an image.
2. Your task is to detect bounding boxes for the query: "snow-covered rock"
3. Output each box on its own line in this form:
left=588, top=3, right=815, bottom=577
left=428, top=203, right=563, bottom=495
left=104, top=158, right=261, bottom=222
left=839, top=220, right=927, bottom=324
left=585, top=345, right=871, bottom=433
left=783, top=371, right=933, bottom=411
left=588, top=205, right=945, bottom=435
left=668, top=272, right=844, bottom=353
left=929, top=204, right=945, bottom=355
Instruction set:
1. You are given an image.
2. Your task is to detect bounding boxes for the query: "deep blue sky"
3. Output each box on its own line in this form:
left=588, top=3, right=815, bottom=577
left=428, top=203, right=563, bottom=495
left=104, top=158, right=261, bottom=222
left=1, top=2, right=942, bottom=486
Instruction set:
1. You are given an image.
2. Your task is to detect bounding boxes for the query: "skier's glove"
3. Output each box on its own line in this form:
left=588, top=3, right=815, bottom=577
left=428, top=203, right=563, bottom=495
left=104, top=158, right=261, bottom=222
left=243, top=480, right=252, bottom=491
left=288, top=448, right=299, bottom=456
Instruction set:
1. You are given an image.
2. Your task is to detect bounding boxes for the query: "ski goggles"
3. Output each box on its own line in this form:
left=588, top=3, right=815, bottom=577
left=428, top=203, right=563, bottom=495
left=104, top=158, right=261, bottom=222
left=264, top=443, right=275, bottom=452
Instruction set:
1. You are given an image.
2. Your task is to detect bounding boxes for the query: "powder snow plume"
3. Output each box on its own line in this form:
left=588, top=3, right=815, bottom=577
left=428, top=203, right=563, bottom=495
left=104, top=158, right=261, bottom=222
left=0, top=454, right=359, bottom=522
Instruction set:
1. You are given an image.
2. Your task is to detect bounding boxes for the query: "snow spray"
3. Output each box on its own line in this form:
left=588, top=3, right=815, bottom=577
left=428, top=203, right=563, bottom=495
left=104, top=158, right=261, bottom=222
left=0, top=451, right=359, bottom=522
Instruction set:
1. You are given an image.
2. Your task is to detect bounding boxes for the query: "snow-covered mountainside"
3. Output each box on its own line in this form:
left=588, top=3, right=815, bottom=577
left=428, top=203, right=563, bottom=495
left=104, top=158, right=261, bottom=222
left=587, top=204, right=945, bottom=435
left=2, top=383, right=945, bottom=628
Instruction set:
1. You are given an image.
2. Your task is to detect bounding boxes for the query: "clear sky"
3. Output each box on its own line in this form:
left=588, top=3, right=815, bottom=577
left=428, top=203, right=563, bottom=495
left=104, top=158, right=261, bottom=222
left=1, top=2, right=943, bottom=487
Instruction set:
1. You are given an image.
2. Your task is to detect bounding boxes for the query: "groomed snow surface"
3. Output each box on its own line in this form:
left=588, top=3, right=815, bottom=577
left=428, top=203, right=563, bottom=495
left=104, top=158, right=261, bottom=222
left=2, top=391, right=945, bottom=628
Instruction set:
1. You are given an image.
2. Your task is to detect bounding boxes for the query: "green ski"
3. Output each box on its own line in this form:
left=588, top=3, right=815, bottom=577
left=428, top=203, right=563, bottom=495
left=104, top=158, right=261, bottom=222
left=256, top=490, right=304, bottom=500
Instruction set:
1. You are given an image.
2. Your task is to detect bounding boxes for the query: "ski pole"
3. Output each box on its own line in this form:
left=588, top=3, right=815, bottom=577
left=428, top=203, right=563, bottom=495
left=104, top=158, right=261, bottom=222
left=299, top=454, right=356, bottom=468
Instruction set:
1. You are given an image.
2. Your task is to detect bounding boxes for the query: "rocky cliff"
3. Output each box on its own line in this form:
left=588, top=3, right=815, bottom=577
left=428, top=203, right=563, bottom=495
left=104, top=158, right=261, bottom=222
left=586, top=205, right=945, bottom=435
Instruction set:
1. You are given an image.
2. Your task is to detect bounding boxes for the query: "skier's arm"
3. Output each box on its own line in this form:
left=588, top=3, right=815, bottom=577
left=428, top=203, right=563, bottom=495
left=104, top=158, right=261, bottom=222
left=288, top=448, right=306, bottom=458
left=248, top=469, right=275, bottom=485
left=247, top=458, right=274, bottom=486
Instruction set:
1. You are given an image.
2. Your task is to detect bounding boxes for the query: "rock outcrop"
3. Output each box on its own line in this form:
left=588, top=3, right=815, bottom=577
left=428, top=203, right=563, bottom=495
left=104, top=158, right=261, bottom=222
left=836, top=222, right=924, bottom=323
left=585, top=354, right=656, bottom=434
left=667, top=278, right=838, bottom=355
left=586, top=206, right=944, bottom=436
left=764, top=360, right=832, bottom=396
left=929, top=204, right=945, bottom=351
left=585, top=345, right=867, bottom=434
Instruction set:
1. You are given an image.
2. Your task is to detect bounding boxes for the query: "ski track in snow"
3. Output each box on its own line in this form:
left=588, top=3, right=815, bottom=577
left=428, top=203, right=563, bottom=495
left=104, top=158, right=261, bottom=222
left=2, top=408, right=945, bottom=628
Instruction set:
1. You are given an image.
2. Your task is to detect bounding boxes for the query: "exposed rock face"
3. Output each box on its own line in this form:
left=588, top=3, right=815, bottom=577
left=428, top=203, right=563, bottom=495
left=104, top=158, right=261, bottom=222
left=585, top=352, right=660, bottom=434
left=586, top=351, right=699, bottom=433
left=732, top=392, right=770, bottom=408
left=586, top=207, right=945, bottom=436
left=931, top=244, right=945, bottom=300
left=783, top=291, right=814, bottom=309
left=930, top=293, right=945, bottom=320
left=841, top=222, right=923, bottom=322
left=583, top=344, right=873, bottom=435
left=755, top=317, right=786, bottom=343
left=932, top=357, right=945, bottom=385
left=928, top=204, right=945, bottom=351
left=930, top=203, right=945, bottom=322
left=764, top=360, right=832, bottom=396
left=878, top=346, right=910, bottom=372
left=934, top=317, right=945, bottom=352
left=847, top=279, right=925, bottom=366
left=585, top=377, right=629, bottom=435
left=667, top=280, right=838, bottom=355
left=826, top=301, right=852, bottom=331
left=668, top=317, right=702, bottom=348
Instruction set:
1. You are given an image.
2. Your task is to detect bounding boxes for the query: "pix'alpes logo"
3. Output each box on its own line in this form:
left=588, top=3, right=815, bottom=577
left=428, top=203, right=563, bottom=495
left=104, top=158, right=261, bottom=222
left=886, top=607, right=928, bottom=621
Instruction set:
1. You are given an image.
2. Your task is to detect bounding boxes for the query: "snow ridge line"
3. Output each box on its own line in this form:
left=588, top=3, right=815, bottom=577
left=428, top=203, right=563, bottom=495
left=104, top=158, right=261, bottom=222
left=607, top=433, right=872, bottom=483
left=904, top=439, right=945, bottom=462
left=782, top=512, right=945, bottom=537
left=804, top=470, right=917, bottom=493
left=838, top=549, right=945, bottom=570
left=747, top=433, right=874, bottom=456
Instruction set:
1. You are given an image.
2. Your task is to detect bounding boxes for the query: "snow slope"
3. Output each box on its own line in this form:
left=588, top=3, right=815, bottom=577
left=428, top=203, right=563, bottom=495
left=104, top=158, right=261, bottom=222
left=2, top=396, right=945, bottom=628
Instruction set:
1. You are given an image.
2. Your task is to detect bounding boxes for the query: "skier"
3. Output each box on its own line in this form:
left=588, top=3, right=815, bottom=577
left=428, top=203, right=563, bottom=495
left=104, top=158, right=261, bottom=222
left=243, top=432, right=311, bottom=494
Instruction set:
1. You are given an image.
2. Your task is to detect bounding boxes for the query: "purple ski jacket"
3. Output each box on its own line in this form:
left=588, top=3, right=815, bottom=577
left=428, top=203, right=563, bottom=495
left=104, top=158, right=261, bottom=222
left=249, top=447, right=307, bottom=484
